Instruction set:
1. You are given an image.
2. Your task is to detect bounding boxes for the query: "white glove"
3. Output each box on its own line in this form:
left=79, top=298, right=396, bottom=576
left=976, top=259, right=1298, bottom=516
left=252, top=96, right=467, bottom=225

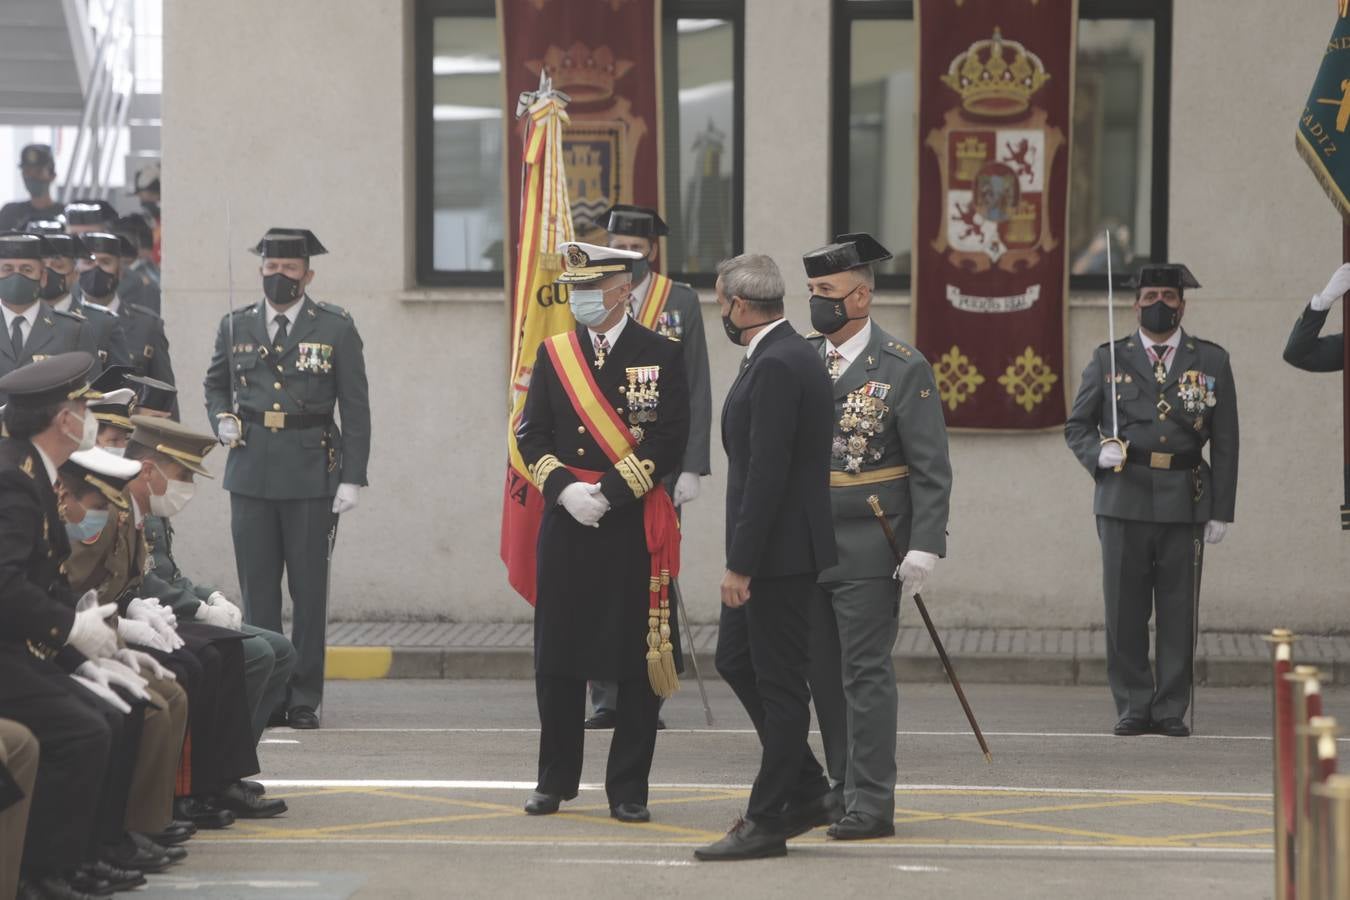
left=1204, top=520, right=1228, bottom=544
left=1313, top=263, right=1350, bottom=311
left=332, top=483, right=360, bottom=515
left=205, top=591, right=243, bottom=629
left=115, top=647, right=175, bottom=681
left=92, top=658, right=152, bottom=702
left=71, top=673, right=131, bottom=714
left=559, top=481, right=609, bottom=528
left=196, top=603, right=235, bottom=628
left=126, top=597, right=184, bottom=649
left=118, top=617, right=172, bottom=653
left=672, top=472, right=701, bottom=507
left=894, top=550, right=939, bottom=602
left=65, top=602, right=118, bottom=659
left=1097, top=441, right=1125, bottom=470
left=216, top=414, right=242, bottom=446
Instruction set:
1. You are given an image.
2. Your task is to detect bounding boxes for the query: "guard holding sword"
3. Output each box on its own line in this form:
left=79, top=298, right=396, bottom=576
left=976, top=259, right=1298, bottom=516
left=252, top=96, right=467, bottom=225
left=801, top=233, right=953, bottom=840
left=203, top=228, right=371, bottom=730
left=1064, top=262, right=1238, bottom=738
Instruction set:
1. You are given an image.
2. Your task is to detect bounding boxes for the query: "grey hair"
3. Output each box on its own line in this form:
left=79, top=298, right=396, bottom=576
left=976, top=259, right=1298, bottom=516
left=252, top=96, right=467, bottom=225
left=716, top=254, right=785, bottom=310
left=851, top=264, right=875, bottom=288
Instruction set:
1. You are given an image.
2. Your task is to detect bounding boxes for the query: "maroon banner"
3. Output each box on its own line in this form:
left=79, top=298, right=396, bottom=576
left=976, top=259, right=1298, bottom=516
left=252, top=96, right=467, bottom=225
left=913, top=0, right=1076, bottom=430
left=499, top=0, right=663, bottom=298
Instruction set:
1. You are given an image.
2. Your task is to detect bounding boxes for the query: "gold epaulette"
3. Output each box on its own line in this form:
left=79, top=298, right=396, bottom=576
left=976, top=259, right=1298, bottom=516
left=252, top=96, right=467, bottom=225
left=529, top=454, right=563, bottom=489
left=615, top=454, right=656, bottom=499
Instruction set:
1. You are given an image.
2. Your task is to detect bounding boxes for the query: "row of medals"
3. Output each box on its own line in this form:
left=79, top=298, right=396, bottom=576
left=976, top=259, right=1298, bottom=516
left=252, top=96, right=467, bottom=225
left=833, top=390, right=888, bottom=474
left=623, top=366, right=660, bottom=444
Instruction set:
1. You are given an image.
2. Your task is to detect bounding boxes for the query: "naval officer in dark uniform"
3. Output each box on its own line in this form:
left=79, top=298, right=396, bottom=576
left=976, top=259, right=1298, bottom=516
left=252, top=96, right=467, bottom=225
left=516, top=241, right=689, bottom=823
left=587, top=204, right=712, bottom=730
left=1065, top=264, right=1238, bottom=737
left=802, top=233, right=952, bottom=840
left=204, top=228, right=371, bottom=730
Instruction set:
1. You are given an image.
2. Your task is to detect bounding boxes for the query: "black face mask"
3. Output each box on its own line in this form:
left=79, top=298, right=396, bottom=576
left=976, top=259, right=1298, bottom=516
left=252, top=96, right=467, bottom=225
left=22, top=175, right=49, bottom=197
left=0, top=273, right=39, bottom=307
left=809, top=285, right=866, bottom=335
left=39, top=267, right=67, bottom=300
left=1139, top=299, right=1180, bottom=334
left=78, top=266, right=118, bottom=299
left=632, top=257, right=650, bottom=285
left=721, top=298, right=746, bottom=345
left=263, top=272, right=303, bottom=305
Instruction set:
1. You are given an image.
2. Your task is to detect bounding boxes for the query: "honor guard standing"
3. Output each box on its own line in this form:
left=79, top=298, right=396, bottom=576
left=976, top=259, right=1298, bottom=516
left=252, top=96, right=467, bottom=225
left=0, top=144, right=60, bottom=232
left=516, top=241, right=689, bottom=823
left=204, top=228, right=371, bottom=730
left=28, top=220, right=133, bottom=371
left=1284, top=263, right=1350, bottom=372
left=802, top=233, right=952, bottom=840
left=113, top=215, right=162, bottom=316
left=586, top=204, right=712, bottom=730
left=74, top=229, right=174, bottom=384
left=0, top=232, right=105, bottom=399
left=1065, top=264, right=1238, bottom=737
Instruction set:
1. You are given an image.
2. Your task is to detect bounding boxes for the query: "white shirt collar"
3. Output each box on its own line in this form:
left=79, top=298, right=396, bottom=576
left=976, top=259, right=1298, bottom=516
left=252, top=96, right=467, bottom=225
left=825, top=319, right=872, bottom=365
left=1, top=302, right=40, bottom=332
left=33, top=444, right=57, bottom=487
left=589, top=310, right=629, bottom=349
left=266, top=298, right=304, bottom=325
left=48, top=296, right=71, bottom=313
left=1138, top=327, right=1182, bottom=354
left=745, top=317, right=787, bottom=359
left=83, top=295, right=119, bottom=315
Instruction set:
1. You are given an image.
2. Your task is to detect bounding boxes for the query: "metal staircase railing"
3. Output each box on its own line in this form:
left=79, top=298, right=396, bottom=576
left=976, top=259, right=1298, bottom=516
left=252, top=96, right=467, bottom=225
left=59, top=0, right=134, bottom=202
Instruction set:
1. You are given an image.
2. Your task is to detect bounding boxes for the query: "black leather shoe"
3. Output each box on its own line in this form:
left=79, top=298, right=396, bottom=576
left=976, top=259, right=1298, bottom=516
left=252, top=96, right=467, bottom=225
left=783, top=789, right=844, bottom=839
left=101, top=838, right=171, bottom=875
left=214, top=782, right=288, bottom=818
left=1154, top=717, right=1191, bottom=737
left=827, top=811, right=896, bottom=840
left=267, top=706, right=289, bottom=728
left=524, top=790, right=575, bottom=815
left=241, top=779, right=267, bottom=796
left=131, top=831, right=187, bottom=863
left=610, top=802, right=651, bottom=823
left=288, top=706, right=320, bottom=729
left=695, top=817, right=788, bottom=861
left=583, top=710, right=616, bottom=730
left=65, top=867, right=114, bottom=896
left=1113, top=715, right=1154, bottom=736
left=149, top=821, right=194, bottom=845
left=174, top=796, right=235, bottom=829
left=29, top=874, right=102, bottom=900
left=78, top=859, right=146, bottom=891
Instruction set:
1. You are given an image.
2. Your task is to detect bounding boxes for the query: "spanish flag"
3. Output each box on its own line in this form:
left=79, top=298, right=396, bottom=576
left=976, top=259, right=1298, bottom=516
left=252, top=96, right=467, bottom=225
left=501, top=83, right=577, bottom=604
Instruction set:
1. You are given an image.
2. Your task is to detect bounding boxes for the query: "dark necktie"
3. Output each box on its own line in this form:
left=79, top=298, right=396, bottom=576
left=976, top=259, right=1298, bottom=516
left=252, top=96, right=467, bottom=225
left=274, top=314, right=289, bottom=351
left=10, top=316, right=23, bottom=360
left=1151, top=344, right=1169, bottom=384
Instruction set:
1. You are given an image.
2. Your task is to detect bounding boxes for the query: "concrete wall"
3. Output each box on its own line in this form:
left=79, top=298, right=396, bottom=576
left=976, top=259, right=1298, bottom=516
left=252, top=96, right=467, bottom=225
left=162, top=0, right=1350, bottom=631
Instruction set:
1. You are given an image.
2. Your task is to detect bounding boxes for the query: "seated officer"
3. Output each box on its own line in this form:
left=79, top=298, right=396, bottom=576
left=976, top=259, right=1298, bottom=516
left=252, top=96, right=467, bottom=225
left=0, top=718, right=38, bottom=900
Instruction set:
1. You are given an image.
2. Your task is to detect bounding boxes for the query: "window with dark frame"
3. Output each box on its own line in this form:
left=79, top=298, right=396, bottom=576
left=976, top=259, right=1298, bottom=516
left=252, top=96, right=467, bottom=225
left=414, top=0, right=744, bottom=288
left=831, top=0, right=1171, bottom=292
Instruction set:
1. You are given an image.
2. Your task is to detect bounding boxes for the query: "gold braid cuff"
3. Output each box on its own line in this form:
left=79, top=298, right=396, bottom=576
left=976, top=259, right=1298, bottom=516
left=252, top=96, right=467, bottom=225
left=615, top=454, right=656, bottom=499
left=529, top=454, right=564, bottom=490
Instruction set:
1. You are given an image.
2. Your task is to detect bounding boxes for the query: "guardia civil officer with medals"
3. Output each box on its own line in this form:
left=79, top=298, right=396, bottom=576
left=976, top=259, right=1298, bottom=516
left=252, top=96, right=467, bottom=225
left=516, top=241, right=689, bottom=823
left=204, top=228, right=371, bottom=731
left=0, top=232, right=103, bottom=393
left=1065, top=264, right=1238, bottom=737
left=802, top=233, right=952, bottom=839
left=587, top=204, right=712, bottom=730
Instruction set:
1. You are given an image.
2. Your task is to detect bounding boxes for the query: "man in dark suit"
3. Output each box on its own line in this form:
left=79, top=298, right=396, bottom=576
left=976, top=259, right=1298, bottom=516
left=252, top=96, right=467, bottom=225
left=1284, top=262, right=1348, bottom=372
left=697, top=254, right=838, bottom=862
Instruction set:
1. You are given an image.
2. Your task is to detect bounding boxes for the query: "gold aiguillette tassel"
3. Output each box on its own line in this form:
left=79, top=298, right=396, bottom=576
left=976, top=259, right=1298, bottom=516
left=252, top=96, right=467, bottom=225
left=646, top=576, right=665, bottom=697
left=658, top=571, right=679, bottom=698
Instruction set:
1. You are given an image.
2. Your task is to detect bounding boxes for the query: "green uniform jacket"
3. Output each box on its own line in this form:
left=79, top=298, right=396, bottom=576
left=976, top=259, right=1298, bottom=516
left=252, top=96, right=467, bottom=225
left=808, top=322, right=953, bottom=581
left=644, top=279, right=712, bottom=477
left=114, top=299, right=173, bottom=384
left=58, top=296, right=132, bottom=370
left=1282, top=302, right=1343, bottom=373
left=203, top=296, right=372, bottom=500
left=0, top=307, right=103, bottom=402
left=141, top=514, right=212, bottom=620
left=119, top=264, right=162, bottom=317
left=1064, top=329, right=1239, bottom=524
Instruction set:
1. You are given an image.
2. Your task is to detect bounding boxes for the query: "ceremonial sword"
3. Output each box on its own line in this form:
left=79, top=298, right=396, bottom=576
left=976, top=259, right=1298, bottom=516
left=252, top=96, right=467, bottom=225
left=222, top=202, right=244, bottom=447
left=1101, top=229, right=1126, bottom=472
left=1190, top=532, right=1203, bottom=734
left=867, top=496, right=991, bottom=763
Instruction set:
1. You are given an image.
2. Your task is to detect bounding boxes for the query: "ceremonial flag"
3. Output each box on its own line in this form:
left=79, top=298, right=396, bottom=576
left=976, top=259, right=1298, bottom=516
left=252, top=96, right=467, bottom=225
left=913, top=0, right=1077, bottom=430
left=1295, top=2, right=1350, bottom=529
left=501, top=84, right=576, bottom=605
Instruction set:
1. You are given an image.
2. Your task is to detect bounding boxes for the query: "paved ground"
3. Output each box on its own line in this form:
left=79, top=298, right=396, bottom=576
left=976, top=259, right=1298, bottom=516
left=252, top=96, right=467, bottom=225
left=322, top=621, right=1350, bottom=685
left=127, top=679, right=1350, bottom=899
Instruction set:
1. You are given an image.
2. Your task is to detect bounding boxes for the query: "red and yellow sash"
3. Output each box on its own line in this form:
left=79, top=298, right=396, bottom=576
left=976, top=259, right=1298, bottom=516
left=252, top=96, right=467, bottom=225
left=635, top=273, right=675, bottom=331
left=543, top=330, right=681, bottom=699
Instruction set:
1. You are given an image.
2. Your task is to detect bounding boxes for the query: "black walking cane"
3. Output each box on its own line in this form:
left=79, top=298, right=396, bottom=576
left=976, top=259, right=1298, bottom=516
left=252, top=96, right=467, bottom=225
left=867, top=496, right=992, bottom=763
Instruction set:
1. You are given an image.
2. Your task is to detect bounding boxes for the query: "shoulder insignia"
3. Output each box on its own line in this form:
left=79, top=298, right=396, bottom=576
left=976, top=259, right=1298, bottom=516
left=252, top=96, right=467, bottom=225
left=41, top=316, right=53, bottom=327
left=805, top=331, right=824, bottom=341
left=316, top=301, right=351, bottom=319
left=54, top=307, right=86, bottom=322
left=882, top=340, right=913, bottom=361
left=20, top=457, right=33, bottom=479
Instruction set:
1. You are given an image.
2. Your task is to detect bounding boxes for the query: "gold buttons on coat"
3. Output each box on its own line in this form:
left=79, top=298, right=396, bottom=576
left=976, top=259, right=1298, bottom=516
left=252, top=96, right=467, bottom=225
left=577, top=426, right=586, bottom=434
left=577, top=448, right=586, bottom=457
left=274, top=382, right=282, bottom=390
left=272, top=402, right=282, bottom=410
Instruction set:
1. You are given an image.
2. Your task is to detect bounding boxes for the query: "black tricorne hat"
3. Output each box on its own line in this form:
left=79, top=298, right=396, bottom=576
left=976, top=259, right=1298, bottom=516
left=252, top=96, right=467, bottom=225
left=82, top=232, right=136, bottom=259
left=802, top=232, right=893, bottom=278
left=0, top=352, right=100, bottom=407
left=602, top=204, right=668, bottom=239
left=251, top=228, right=327, bottom=259
left=1129, top=263, right=1201, bottom=293
left=126, top=374, right=176, bottom=415
left=63, top=201, right=117, bottom=226
left=114, top=215, right=152, bottom=251
left=0, top=232, right=52, bottom=261
left=24, top=222, right=84, bottom=259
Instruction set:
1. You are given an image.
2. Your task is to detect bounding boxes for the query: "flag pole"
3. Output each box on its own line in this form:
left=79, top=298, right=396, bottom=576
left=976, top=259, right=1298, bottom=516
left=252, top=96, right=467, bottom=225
left=1343, top=220, right=1349, bottom=531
